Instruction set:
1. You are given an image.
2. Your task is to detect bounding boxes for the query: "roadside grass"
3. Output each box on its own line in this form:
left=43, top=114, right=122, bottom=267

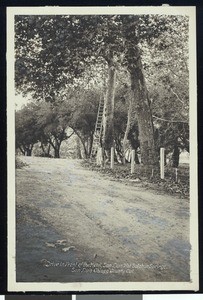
left=15, top=156, right=29, bottom=169
left=81, top=159, right=189, bottom=198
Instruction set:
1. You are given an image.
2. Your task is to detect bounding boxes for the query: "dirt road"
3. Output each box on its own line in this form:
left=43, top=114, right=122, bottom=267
left=16, top=157, right=190, bottom=282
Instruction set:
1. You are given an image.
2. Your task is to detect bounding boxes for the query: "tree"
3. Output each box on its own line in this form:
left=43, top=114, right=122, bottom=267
left=35, top=100, right=74, bottom=158
left=140, top=15, right=189, bottom=167
left=15, top=103, right=40, bottom=156
left=69, top=87, right=100, bottom=158
left=121, top=15, right=168, bottom=167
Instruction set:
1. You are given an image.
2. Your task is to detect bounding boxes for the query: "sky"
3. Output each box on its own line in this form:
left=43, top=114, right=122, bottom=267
left=15, top=93, right=31, bottom=110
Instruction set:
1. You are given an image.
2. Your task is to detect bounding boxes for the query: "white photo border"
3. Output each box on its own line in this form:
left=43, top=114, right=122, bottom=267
left=7, top=5, right=198, bottom=292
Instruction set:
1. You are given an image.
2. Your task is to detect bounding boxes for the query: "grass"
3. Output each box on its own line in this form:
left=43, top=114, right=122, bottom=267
left=81, top=159, right=189, bottom=199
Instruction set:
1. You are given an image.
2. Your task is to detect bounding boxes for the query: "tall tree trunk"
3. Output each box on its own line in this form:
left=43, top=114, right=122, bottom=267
left=127, top=46, right=157, bottom=166
left=123, top=17, right=157, bottom=166
left=122, top=95, right=133, bottom=164
left=102, top=61, right=116, bottom=155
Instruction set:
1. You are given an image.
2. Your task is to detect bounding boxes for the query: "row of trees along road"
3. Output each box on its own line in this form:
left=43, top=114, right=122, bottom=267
left=15, top=15, right=189, bottom=167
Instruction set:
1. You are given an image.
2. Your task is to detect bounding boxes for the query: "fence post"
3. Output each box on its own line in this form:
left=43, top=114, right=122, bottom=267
left=110, top=147, right=114, bottom=169
left=175, top=167, right=178, bottom=183
left=160, top=147, right=165, bottom=179
left=131, top=150, right=135, bottom=174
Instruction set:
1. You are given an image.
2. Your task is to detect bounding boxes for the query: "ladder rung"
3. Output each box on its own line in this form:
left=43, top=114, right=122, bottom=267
left=91, top=97, right=105, bottom=156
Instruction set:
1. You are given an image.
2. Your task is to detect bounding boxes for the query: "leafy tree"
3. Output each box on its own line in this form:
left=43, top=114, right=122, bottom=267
left=69, top=88, right=100, bottom=158
left=140, top=15, right=189, bottom=167
left=35, top=100, right=74, bottom=158
left=15, top=103, right=40, bottom=156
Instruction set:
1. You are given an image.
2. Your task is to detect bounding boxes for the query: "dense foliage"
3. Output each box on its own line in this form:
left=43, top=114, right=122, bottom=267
left=15, top=14, right=189, bottom=166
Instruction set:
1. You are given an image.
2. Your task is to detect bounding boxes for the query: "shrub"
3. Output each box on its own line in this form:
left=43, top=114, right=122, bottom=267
left=15, top=157, right=28, bottom=169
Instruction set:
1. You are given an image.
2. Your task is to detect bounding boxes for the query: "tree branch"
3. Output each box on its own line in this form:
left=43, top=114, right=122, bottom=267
left=170, top=88, right=184, bottom=104
left=153, top=115, right=188, bottom=124
left=67, top=131, right=75, bottom=139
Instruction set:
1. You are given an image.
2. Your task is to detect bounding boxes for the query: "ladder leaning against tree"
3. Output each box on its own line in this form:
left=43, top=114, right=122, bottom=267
left=91, top=96, right=105, bottom=157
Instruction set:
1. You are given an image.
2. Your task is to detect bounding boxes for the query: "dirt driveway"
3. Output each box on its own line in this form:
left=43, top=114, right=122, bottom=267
left=16, top=157, right=190, bottom=282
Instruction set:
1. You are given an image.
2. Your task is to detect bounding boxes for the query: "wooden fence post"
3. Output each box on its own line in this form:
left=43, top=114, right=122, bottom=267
left=160, top=147, right=165, bottom=179
left=96, top=147, right=102, bottom=166
left=110, top=147, right=114, bottom=169
left=175, top=168, right=178, bottom=183
left=131, top=150, right=135, bottom=174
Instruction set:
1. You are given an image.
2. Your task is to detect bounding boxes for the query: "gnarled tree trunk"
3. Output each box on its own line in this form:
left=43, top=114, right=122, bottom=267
left=122, top=17, right=157, bottom=167
left=102, top=62, right=116, bottom=155
left=127, top=46, right=157, bottom=166
left=122, top=95, right=133, bottom=164
left=101, top=60, right=116, bottom=167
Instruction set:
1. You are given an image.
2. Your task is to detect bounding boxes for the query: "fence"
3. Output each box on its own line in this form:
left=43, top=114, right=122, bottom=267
left=107, top=147, right=180, bottom=181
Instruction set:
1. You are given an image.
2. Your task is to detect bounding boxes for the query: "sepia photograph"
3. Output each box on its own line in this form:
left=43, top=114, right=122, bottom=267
left=7, top=6, right=198, bottom=292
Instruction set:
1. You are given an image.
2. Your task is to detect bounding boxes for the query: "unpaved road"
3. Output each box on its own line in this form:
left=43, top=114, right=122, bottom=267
left=16, top=157, right=190, bottom=282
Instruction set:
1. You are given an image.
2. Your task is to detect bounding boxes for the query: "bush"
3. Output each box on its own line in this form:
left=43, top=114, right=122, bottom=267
left=15, top=157, right=28, bottom=169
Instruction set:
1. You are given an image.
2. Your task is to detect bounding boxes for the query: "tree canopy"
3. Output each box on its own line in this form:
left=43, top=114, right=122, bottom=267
left=15, top=14, right=189, bottom=166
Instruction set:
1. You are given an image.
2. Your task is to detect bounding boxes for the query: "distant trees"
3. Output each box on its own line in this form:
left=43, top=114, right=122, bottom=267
left=35, top=101, right=74, bottom=158
left=16, top=99, right=74, bottom=158
left=15, top=103, right=40, bottom=156
left=15, top=88, right=99, bottom=159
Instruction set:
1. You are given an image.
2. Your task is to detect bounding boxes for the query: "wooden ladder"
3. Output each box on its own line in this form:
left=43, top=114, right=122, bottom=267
left=91, top=97, right=105, bottom=156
